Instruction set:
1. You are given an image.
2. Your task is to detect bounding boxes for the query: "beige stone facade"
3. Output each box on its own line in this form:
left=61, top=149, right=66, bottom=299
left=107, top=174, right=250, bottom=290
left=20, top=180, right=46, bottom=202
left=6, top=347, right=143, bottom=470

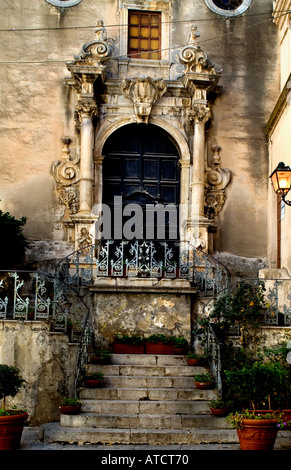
left=267, top=0, right=291, bottom=276
left=0, top=0, right=280, bottom=269
left=1, top=0, right=291, bottom=426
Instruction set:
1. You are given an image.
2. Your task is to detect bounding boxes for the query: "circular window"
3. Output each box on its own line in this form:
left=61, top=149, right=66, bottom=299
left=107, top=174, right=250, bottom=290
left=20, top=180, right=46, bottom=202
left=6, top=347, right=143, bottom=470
left=204, top=0, right=252, bottom=16
left=45, top=0, right=82, bottom=7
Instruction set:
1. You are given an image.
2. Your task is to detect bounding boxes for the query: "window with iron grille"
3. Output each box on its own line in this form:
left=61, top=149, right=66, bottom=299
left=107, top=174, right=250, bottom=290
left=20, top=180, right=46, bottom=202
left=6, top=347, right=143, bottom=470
left=128, top=10, right=161, bottom=60
left=204, top=0, right=252, bottom=16
left=45, top=0, right=82, bottom=7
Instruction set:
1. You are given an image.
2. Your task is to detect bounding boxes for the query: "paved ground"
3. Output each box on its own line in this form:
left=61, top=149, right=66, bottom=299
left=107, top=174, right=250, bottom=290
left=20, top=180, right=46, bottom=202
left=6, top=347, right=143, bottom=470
left=18, top=426, right=241, bottom=451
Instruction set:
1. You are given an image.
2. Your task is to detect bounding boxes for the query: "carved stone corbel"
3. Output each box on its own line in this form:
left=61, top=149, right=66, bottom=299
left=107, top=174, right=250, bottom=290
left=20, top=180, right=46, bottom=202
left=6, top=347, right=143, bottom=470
left=51, top=137, right=80, bottom=215
left=204, top=145, right=231, bottom=219
left=121, top=77, right=167, bottom=123
left=73, top=20, right=114, bottom=67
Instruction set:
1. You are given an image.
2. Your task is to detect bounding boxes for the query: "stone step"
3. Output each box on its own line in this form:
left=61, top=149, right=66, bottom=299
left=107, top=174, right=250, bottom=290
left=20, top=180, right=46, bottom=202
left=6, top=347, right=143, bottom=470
left=41, top=422, right=238, bottom=446
left=79, top=386, right=216, bottom=401
left=86, top=363, right=204, bottom=377
left=60, top=412, right=230, bottom=430
left=110, top=354, right=191, bottom=366
left=80, top=399, right=214, bottom=415
left=95, top=374, right=203, bottom=389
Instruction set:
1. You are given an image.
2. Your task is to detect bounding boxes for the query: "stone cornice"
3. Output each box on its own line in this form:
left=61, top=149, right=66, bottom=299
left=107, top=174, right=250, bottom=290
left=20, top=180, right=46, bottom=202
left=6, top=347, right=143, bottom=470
left=266, top=72, right=291, bottom=137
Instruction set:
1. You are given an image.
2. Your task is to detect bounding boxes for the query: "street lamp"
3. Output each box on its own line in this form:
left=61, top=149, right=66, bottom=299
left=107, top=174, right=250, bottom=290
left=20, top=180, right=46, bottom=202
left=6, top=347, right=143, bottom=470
left=270, top=162, right=291, bottom=206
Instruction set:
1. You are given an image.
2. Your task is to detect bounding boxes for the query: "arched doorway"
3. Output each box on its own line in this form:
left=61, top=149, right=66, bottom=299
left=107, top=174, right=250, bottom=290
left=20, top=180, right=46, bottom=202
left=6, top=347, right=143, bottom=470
left=102, top=123, right=180, bottom=241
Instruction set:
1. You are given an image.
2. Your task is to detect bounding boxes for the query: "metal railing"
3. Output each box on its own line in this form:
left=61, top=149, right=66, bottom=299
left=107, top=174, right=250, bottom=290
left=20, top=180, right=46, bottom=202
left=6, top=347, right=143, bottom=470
left=55, top=239, right=231, bottom=296
left=0, top=270, right=68, bottom=331
left=200, top=277, right=291, bottom=397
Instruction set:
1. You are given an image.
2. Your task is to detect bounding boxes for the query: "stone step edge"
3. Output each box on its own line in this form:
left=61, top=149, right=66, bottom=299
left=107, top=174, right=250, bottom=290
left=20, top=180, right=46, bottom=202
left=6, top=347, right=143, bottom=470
left=60, top=412, right=230, bottom=428
left=40, top=422, right=238, bottom=445
left=80, top=386, right=212, bottom=393
left=79, top=399, right=214, bottom=405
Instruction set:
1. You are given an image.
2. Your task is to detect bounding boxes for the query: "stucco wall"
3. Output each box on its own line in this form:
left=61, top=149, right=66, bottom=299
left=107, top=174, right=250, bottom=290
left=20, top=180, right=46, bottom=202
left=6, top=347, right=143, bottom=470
left=0, top=321, right=76, bottom=425
left=91, top=288, right=192, bottom=346
left=0, top=0, right=280, bottom=267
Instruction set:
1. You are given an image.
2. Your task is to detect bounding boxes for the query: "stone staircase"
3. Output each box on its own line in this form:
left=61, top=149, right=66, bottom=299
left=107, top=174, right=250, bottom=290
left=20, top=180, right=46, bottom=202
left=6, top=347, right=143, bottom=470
left=40, top=353, right=238, bottom=446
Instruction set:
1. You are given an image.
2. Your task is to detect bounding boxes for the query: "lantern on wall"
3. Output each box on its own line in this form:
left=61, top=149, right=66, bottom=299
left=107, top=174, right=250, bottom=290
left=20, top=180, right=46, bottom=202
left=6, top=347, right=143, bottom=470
left=270, top=162, right=291, bottom=206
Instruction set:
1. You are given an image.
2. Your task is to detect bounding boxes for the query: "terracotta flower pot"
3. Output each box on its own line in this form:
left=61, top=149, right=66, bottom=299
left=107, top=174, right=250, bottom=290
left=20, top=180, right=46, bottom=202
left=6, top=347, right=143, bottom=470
left=59, top=405, right=81, bottom=415
left=187, top=358, right=200, bottom=366
left=194, top=381, right=214, bottom=390
left=113, top=343, right=144, bottom=354
left=0, top=412, right=28, bottom=450
left=210, top=407, right=229, bottom=417
left=145, top=342, right=174, bottom=355
left=83, top=379, right=104, bottom=388
left=237, top=418, right=279, bottom=450
left=90, top=356, right=111, bottom=364
left=282, top=410, right=291, bottom=430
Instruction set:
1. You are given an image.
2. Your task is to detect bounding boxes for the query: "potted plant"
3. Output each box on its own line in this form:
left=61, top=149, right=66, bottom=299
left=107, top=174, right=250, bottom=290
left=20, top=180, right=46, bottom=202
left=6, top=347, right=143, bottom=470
left=90, top=349, right=112, bottom=364
left=0, top=364, right=28, bottom=450
left=209, top=399, right=232, bottom=417
left=226, top=410, right=286, bottom=450
left=194, top=373, right=214, bottom=389
left=83, top=372, right=104, bottom=388
left=172, top=336, right=188, bottom=355
left=185, top=352, right=207, bottom=366
left=145, top=334, right=174, bottom=355
left=224, top=362, right=289, bottom=411
left=59, top=397, right=82, bottom=415
left=209, top=281, right=266, bottom=344
left=113, top=334, right=145, bottom=354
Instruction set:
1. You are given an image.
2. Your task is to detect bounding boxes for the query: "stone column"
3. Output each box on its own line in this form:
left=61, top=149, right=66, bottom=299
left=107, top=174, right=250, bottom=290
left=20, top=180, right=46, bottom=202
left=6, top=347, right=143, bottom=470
left=94, top=155, right=104, bottom=239
left=77, top=99, right=98, bottom=215
left=190, top=94, right=211, bottom=250
left=179, top=160, right=190, bottom=241
left=71, top=98, right=98, bottom=251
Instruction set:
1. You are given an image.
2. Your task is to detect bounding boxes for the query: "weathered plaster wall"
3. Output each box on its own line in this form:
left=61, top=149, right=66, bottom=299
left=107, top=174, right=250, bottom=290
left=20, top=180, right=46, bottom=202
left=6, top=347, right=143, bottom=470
left=92, top=289, right=192, bottom=345
left=0, top=321, right=76, bottom=425
left=0, top=0, right=280, bottom=266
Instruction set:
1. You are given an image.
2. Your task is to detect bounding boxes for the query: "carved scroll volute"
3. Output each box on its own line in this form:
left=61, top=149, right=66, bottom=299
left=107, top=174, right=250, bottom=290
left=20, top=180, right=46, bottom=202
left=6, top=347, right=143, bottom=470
left=52, top=137, right=79, bottom=186
left=204, top=145, right=231, bottom=218
left=121, top=77, right=167, bottom=123
left=73, top=20, right=113, bottom=66
left=52, top=137, right=80, bottom=215
left=179, top=24, right=215, bottom=75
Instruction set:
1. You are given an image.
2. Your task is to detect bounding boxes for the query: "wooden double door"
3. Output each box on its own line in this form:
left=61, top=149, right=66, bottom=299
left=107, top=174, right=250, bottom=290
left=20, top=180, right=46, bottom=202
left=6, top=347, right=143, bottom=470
left=102, top=123, right=180, bottom=240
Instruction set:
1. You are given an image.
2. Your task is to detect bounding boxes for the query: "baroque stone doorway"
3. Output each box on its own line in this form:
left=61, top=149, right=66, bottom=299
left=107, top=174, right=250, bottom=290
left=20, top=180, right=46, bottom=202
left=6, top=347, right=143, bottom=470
left=101, top=123, right=181, bottom=241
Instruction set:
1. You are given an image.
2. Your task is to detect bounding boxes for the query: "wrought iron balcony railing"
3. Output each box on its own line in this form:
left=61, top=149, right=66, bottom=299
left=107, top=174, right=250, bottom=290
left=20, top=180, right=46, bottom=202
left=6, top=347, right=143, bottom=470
left=57, top=239, right=231, bottom=297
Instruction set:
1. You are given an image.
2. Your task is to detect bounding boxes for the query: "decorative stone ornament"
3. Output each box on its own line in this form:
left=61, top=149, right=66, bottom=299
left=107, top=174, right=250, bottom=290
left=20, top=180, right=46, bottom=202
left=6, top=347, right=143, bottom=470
left=204, top=145, right=231, bottom=218
left=45, top=0, right=82, bottom=7
left=74, top=20, right=114, bottom=67
left=121, top=77, right=167, bottom=123
left=51, top=137, right=80, bottom=215
left=204, top=0, right=252, bottom=17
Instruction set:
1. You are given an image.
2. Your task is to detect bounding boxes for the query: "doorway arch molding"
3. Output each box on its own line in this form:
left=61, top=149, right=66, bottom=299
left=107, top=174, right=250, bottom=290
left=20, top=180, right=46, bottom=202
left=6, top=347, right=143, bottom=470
left=94, top=116, right=191, bottom=240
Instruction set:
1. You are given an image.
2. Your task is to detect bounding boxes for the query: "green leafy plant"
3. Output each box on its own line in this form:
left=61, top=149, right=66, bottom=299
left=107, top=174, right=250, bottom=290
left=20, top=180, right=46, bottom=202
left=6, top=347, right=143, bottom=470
left=84, top=372, right=104, bottom=380
left=209, top=399, right=233, bottom=409
left=0, top=365, right=26, bottom=413
left=146, top=334, right=172, bottom=344
left=186, top=352, right=203, bottom=359
left=0, top=208, right=28, bottom=268
left=194, top=373, right=213, bottom=383
left=172, top=336, right=188, bottom=349
left=115, top=334, right=144, bottom=345
left=210, top=281, right=266, bottom=329
left=224, top=362, right=289, bottom=410
left=92, top=349, right=112, bottom=359
left=226, top=410, right=286, bottom=429
left=60, top=397, right=81, bottom=407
